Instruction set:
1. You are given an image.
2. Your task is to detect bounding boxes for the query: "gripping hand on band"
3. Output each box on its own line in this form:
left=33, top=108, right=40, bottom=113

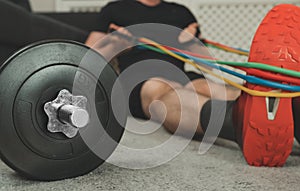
left=178, top=22, right=201, bottom=44
left=85, top=23, right=134, bottom=61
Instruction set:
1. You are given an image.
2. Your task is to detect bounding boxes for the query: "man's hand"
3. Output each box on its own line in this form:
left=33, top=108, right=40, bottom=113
left=178, top=22, right=200, bottom=43
left=85, top=23, right=134, bottom=61
left=85, top=23, right=133, bottom=49
left=85, top=31, right=106, bottom=47
left=109, top=23, right=133, bottom=38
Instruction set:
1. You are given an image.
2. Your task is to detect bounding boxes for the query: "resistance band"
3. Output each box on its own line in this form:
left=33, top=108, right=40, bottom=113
left=138, top=38, right=300, bottom=98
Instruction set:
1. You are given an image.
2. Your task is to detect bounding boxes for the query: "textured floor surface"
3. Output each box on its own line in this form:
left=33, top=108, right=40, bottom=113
left=1, top=118, right=300, bottom=191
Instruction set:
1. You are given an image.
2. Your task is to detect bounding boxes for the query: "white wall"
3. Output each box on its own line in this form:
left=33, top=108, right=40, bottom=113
left=29, top=0, right=300, bottom=62
left=170, top=0, right=300, bottom=61
left=29, top=0, right=55, bottom=12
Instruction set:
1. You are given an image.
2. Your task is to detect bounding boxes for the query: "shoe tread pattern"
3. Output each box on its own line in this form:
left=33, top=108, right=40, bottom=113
left=241, top=4, right=299, bottom=167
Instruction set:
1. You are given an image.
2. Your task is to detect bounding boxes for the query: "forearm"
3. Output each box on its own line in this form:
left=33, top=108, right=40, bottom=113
left=85, top=31, right=132, bottom=61
left=92, top=43, right=120, bottom=61
left=85, top=31, right=107, bottom=47
left=184, top=41, right=210, bottom=59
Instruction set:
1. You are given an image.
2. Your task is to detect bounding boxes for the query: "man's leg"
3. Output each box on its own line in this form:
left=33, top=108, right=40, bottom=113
left=140, top=78, right=183, bottom=118
left=148, top=88, right=209, bottom=135
left=184, top=78, right=241, bottom=100
left=141, top=77, right=239, bottom=137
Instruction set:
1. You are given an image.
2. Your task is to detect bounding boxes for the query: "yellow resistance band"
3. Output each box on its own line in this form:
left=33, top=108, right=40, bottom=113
left=139, top=38, right=300, bottom=98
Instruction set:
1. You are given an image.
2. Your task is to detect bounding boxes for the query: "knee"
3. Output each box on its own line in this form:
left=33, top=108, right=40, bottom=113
left=226, top=88, right=241, bottom=100
left=151, top=89, right=179, bottom=112
left=147, top=89, right=180, bottom=121
left=141, top=80, right=164, bottom=102
left=140, top=79, right=172, bottom=117
left=184, top=79, right=210, bottom=96
left=141, top=78, right=181, bottom=106
left=184, top=81, right=196, bottom=91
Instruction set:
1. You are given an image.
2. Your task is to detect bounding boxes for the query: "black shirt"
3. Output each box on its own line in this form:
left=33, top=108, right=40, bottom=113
left=96, top=0, right=201, bottom=74
left=97, top=0, right=199, bottom=33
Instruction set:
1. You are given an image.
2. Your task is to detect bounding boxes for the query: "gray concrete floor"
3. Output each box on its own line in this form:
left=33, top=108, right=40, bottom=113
left=1, top=118, right=300, bottom=191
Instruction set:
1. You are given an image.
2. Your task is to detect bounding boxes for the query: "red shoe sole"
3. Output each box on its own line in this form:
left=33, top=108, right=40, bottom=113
left=234, top=4, right=300, bottom=167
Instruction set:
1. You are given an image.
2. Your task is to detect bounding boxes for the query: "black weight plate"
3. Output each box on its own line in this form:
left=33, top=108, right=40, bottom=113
left=0, top=41, right=126, bottom=181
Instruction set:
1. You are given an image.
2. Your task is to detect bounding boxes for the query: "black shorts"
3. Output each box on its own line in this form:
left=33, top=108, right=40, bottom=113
left=129, top=72, right=205, bottom=119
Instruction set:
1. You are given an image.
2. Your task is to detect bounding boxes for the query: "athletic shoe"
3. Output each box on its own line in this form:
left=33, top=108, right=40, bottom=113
left=233, top=4, right=300, bottom=167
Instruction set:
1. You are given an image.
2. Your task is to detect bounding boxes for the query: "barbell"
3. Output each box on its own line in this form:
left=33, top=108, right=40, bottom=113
left=0, top=40, right=126, bottom=181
